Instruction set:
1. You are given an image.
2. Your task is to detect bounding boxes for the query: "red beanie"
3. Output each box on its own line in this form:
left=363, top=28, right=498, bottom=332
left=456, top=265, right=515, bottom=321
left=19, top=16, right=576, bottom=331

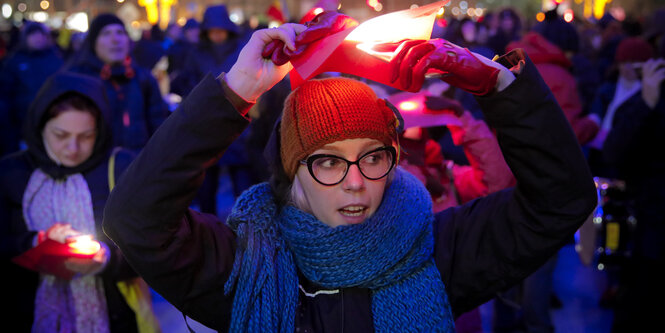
left=615, top=37, right=654, bottom=63
left=280, top=77, right=398, bottom=180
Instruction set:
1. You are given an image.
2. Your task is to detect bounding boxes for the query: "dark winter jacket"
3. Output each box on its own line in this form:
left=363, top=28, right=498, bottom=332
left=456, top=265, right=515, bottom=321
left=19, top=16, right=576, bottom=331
left=65, top=49, right=169, bottom=152
left=0, top=28, right=63, bottom=155
left=0, top=72, right=138, bottom=332
left=103, top=51, right=597, bottom=332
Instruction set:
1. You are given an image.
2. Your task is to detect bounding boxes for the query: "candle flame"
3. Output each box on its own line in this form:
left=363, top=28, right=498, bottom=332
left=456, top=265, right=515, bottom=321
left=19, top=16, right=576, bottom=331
left=399, top=101, right=419, bottom=111
left=68, top=235, right=101, bottom=255
left=344, top=2, right=445, bottom=62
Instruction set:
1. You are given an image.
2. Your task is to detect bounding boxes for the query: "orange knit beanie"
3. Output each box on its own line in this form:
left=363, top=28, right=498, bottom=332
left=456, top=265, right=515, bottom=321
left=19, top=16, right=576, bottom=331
left=280, top=77, right=398, bottom=180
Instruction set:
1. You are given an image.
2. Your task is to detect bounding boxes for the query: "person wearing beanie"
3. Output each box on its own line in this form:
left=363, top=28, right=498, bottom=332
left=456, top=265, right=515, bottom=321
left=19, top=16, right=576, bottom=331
left=587, top=36, right=665, bottom=332
left=103, top=21, right=596, bottom=332
left=65, top=13, right=169, bottom=154
left=0, top=20, right=63, bottom=156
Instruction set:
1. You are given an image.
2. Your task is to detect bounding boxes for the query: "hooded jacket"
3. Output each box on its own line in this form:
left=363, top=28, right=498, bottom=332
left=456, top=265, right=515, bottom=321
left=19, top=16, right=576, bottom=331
left=0, top=72, right=139, bottom=332
left=507, top=32, right=599, bottom=145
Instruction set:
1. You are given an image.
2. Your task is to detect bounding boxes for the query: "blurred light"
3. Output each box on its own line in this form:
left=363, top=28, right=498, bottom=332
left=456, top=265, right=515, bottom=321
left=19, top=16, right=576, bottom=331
left=32, top=11, right=48, bottom=22
left=597, top=263, right=605, bottom=270
left=460, top=1, right=468, bottom=10
left=554, top=0, right=564, bottom=4
left=564, top=9, right=574, bottom=22
left=2, top=4, right=12, bottom=18
left=437, top=7, right=444, bottom=16
left=313, top=7, right=324, bottom=16
left=536, top=12, right=545, bottom=22
left=368, top=0, right=379, bottom=8
left=18, top=3, right=27, bottom=12
left=475, top=8, right=483, bottom=16
left=338, top=3, right=342, bottom=10
left=117, top=0, right=125, bottom=3
left=452, top=7, right=460, bottom=16
left=66, top=12, right=88, bottom=31
left=399, top=101, right=419, bottom=111
left=40, top=0, right=49, bottom=10
left=467, top=8, right=474, bottom=16
left=177, top=17, right=186, bottom=26
left=410, top=4, right=419, bottom=10
left=374, top=3, right=383, bottom=11
left=131, top=20, right=141, bottom=29
left=268, top=20, right=280, bottom=28
left=230, top=8, right=244, bottom=24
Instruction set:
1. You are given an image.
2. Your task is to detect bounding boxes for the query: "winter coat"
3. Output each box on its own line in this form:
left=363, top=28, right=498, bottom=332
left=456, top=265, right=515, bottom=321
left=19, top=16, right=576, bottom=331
left=65, top=50, right=170, bottom=152
left=0, top=45, right=63, bottom=155
left=0, top=72, right=138, bottom=332
left=507, top=32, right=599, bottom=145
left=103, top=51, right=597, bottom=332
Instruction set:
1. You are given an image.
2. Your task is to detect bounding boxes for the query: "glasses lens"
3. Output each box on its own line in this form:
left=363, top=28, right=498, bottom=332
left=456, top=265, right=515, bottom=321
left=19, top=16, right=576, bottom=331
left=359, top=148, right=394, bottom=179
left=311, top=156, right=348, bottom=185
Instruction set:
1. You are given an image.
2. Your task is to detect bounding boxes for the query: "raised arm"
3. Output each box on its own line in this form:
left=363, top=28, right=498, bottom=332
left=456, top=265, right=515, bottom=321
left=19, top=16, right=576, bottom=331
left=392, top=42, right=597, bottom=315
left=102, top=24, right=305, bottom=329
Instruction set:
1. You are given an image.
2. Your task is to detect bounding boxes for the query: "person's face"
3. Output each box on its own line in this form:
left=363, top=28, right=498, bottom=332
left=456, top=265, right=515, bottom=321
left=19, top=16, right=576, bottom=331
left=295, top=138, right=391, bottom=228
left=42, top=109, right=97, bottom=167
left=500, top=16, right=515, bottom=33
left=26, top=31, right=49, bottom=50
left=207, top=28, right=229, bottom=44
left=94, top=24, right=129, bottom=64
left=461, top=21, right=477, bottom=43
left=184, top=28, right=200, bottom=43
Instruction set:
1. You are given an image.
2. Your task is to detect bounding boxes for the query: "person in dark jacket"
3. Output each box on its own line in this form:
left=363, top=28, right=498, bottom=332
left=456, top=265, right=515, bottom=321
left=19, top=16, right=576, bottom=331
left=65, top=13, right=169, bottom=153
left=175, top=5, right=253, bottom=215
left=103, top=20, right=597, bottom=332
left=167, top=18, right=199, bottom=89
left=0, top=21, right=63, bottom=157
left=0, top=71, right=157, bottom=332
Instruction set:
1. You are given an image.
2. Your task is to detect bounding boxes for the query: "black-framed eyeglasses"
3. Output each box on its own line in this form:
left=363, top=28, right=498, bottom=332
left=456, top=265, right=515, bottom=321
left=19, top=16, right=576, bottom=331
left=300, top=146, right=397, bottom=186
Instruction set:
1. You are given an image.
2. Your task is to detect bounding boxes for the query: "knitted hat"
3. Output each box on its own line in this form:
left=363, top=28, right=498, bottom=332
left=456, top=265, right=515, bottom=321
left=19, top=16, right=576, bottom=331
left=87, top=13, right=126, bottom=52
left=280, top=77, right=398, bottom=180
left=615, top=37, right=654, bottom=63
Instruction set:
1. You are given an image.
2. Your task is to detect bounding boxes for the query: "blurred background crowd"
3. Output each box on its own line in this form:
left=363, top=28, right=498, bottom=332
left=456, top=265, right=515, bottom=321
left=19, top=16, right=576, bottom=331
left=1, top=0, right=664, bottom=332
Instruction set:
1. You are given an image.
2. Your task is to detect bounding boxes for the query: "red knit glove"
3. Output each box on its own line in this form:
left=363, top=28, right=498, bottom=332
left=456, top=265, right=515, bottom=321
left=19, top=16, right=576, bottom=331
left=390, top=39, right=500, bottom=94
left=262, top=11, right=358, bottom=65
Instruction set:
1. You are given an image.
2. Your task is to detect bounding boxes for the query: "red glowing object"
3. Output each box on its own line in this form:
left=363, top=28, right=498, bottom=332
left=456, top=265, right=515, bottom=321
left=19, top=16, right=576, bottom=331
left=12, top=236, right=101, bottom=280
left=289, top=1, right=449, bottom=91
left=387, top=91, right=462, bottom=129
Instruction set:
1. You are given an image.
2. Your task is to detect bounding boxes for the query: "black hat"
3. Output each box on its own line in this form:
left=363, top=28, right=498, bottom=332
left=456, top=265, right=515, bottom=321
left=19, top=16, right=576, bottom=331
left=87, top=13, right=126, bottom=51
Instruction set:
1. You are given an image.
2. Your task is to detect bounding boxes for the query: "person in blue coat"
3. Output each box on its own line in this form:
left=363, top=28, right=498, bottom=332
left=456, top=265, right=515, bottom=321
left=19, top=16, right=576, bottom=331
left=0, top=21, right=63, bottom=156
left=0, top=71, right=150, bottom=332
left=65, top=13, right=169, bottom=153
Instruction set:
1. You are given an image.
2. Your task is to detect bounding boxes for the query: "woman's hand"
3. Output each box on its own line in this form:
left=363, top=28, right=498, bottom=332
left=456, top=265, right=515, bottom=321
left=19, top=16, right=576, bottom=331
left=225, top=23, right=307, bottom=103
left=43, top=223, right=81, bottom=243
left=641, top=58, right=665, bottom=109
left=389, top=39, right=514, bottom=94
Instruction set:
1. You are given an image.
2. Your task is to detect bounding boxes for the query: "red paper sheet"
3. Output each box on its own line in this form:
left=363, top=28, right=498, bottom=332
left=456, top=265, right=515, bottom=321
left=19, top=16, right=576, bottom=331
left=12, top=239, right=97, bottom=280
left=386, top=91, right=462, bottom=129
left=290, top=1, right=449, bottom=90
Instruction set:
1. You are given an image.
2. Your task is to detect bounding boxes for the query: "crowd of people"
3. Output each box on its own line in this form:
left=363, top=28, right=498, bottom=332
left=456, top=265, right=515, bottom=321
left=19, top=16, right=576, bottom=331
left=0, top=1, right=663, bottom=332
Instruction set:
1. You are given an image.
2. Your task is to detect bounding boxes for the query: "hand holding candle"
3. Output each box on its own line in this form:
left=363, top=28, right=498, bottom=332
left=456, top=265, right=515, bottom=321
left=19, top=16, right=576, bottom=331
left=64, top=235, right=107, bottom=276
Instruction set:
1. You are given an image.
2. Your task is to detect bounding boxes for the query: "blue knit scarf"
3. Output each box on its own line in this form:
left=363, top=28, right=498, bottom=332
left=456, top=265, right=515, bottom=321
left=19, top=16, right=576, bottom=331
left=224, top=168, right=455, bottom=332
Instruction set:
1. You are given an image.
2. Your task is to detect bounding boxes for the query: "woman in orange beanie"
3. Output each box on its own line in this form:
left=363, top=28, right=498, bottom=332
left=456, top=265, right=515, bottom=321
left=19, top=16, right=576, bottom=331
left=103, top=19, right=597, bottom=332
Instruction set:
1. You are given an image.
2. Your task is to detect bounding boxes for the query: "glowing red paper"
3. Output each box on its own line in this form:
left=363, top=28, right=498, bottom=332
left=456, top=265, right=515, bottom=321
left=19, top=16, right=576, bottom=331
left=12, top=235, right=100, bottom=280
left=289, top=1, right=449, bottom=90
left=387, top=91, right=462, bottom=129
